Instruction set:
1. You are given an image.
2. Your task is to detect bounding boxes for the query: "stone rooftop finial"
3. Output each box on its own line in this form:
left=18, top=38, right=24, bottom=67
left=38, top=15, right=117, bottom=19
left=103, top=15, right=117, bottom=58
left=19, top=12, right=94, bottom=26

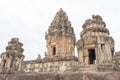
left=92, top=15, right=103, bottom=21
left=56, top=8, right=66, bottom=17
left=11, top=37, right=19, bottom=42
left=59, top=8, right=63, bottom=11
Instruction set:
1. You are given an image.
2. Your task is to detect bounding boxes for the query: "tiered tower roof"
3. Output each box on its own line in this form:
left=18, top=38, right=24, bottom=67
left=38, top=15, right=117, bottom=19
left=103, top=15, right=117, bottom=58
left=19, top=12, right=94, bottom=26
left=80, top=15, right=109, bottom=38
left=47, top=8, right=75, bottom=38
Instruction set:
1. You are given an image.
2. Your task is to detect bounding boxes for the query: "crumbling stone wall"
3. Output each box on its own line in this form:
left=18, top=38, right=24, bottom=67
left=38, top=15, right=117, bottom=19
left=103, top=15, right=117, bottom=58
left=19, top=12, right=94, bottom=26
left=23, top=56, right=78, bottom=73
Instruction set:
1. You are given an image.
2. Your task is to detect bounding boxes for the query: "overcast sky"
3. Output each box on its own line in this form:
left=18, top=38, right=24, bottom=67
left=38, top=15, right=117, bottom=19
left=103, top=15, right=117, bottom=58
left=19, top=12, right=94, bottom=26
left=0, top=0, right=120, bottom=60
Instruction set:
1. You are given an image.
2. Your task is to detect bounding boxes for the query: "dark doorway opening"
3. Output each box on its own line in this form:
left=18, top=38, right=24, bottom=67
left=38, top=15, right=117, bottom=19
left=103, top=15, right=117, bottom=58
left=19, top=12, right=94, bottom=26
left=89, top=49, right=96, bottom=64
left=53, top=47, right=56, bottom=56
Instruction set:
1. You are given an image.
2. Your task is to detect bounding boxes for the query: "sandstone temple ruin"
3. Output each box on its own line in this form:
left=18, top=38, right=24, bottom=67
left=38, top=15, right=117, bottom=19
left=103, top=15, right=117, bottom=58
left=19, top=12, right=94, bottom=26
left=0, top=8, right=120, bottom=74
left=77, top=15, right=114, bottom=66
left=0, top=38, right=24, bottom=73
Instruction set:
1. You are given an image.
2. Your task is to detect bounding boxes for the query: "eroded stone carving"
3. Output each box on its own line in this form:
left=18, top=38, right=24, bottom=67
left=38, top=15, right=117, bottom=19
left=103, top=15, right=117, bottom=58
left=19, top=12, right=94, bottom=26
left=0, top=10, right=118, bottom=74
left=0, top=38, right=24, bottom=73
left=36, top=54, right=42, bottom=62
left=45, top=8, right=76, bottom=58
left=77, top=15, right=114, bottom=66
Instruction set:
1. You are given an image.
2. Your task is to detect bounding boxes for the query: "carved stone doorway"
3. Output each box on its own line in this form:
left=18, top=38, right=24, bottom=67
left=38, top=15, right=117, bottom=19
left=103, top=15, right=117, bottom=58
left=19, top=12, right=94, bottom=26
left=88, top=49, right=96, bottom=64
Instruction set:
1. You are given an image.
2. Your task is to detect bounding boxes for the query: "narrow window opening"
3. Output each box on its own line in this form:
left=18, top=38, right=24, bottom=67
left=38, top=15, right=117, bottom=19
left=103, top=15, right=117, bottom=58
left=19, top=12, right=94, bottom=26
left=53, top=47, right=56, bottom=56
left=89, top=49, right=96, bottom=64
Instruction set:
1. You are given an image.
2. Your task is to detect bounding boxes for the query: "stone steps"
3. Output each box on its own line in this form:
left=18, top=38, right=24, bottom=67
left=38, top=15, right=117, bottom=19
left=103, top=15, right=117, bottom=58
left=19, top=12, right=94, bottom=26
left=79, top=65, right=97, bottom=72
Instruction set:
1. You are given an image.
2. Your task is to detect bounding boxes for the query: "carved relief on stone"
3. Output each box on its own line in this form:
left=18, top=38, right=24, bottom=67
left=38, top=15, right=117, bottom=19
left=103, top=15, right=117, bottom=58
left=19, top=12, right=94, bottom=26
left=0, top=38, right=24, bottom=73
left=45, top=8, right=76, bottom=58
left=77, top=15, right=114, bottom=66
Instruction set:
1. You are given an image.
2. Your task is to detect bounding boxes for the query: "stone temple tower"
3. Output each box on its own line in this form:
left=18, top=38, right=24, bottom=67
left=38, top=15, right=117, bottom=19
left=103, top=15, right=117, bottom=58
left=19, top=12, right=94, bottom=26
left=45, top=8, right=76, bottom=58
left=0, top=38, right=24, bottom=73
left=77, top=15, right=114, bottom=65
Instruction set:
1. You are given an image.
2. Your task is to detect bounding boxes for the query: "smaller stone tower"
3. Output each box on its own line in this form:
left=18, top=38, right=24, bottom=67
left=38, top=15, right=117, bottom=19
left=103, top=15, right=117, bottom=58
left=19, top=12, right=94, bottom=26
left=45, top=8, right=76, bottom=58
left=0, top=38, right=24, bottom=73
left=77, top=15, right=114, bottom=66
